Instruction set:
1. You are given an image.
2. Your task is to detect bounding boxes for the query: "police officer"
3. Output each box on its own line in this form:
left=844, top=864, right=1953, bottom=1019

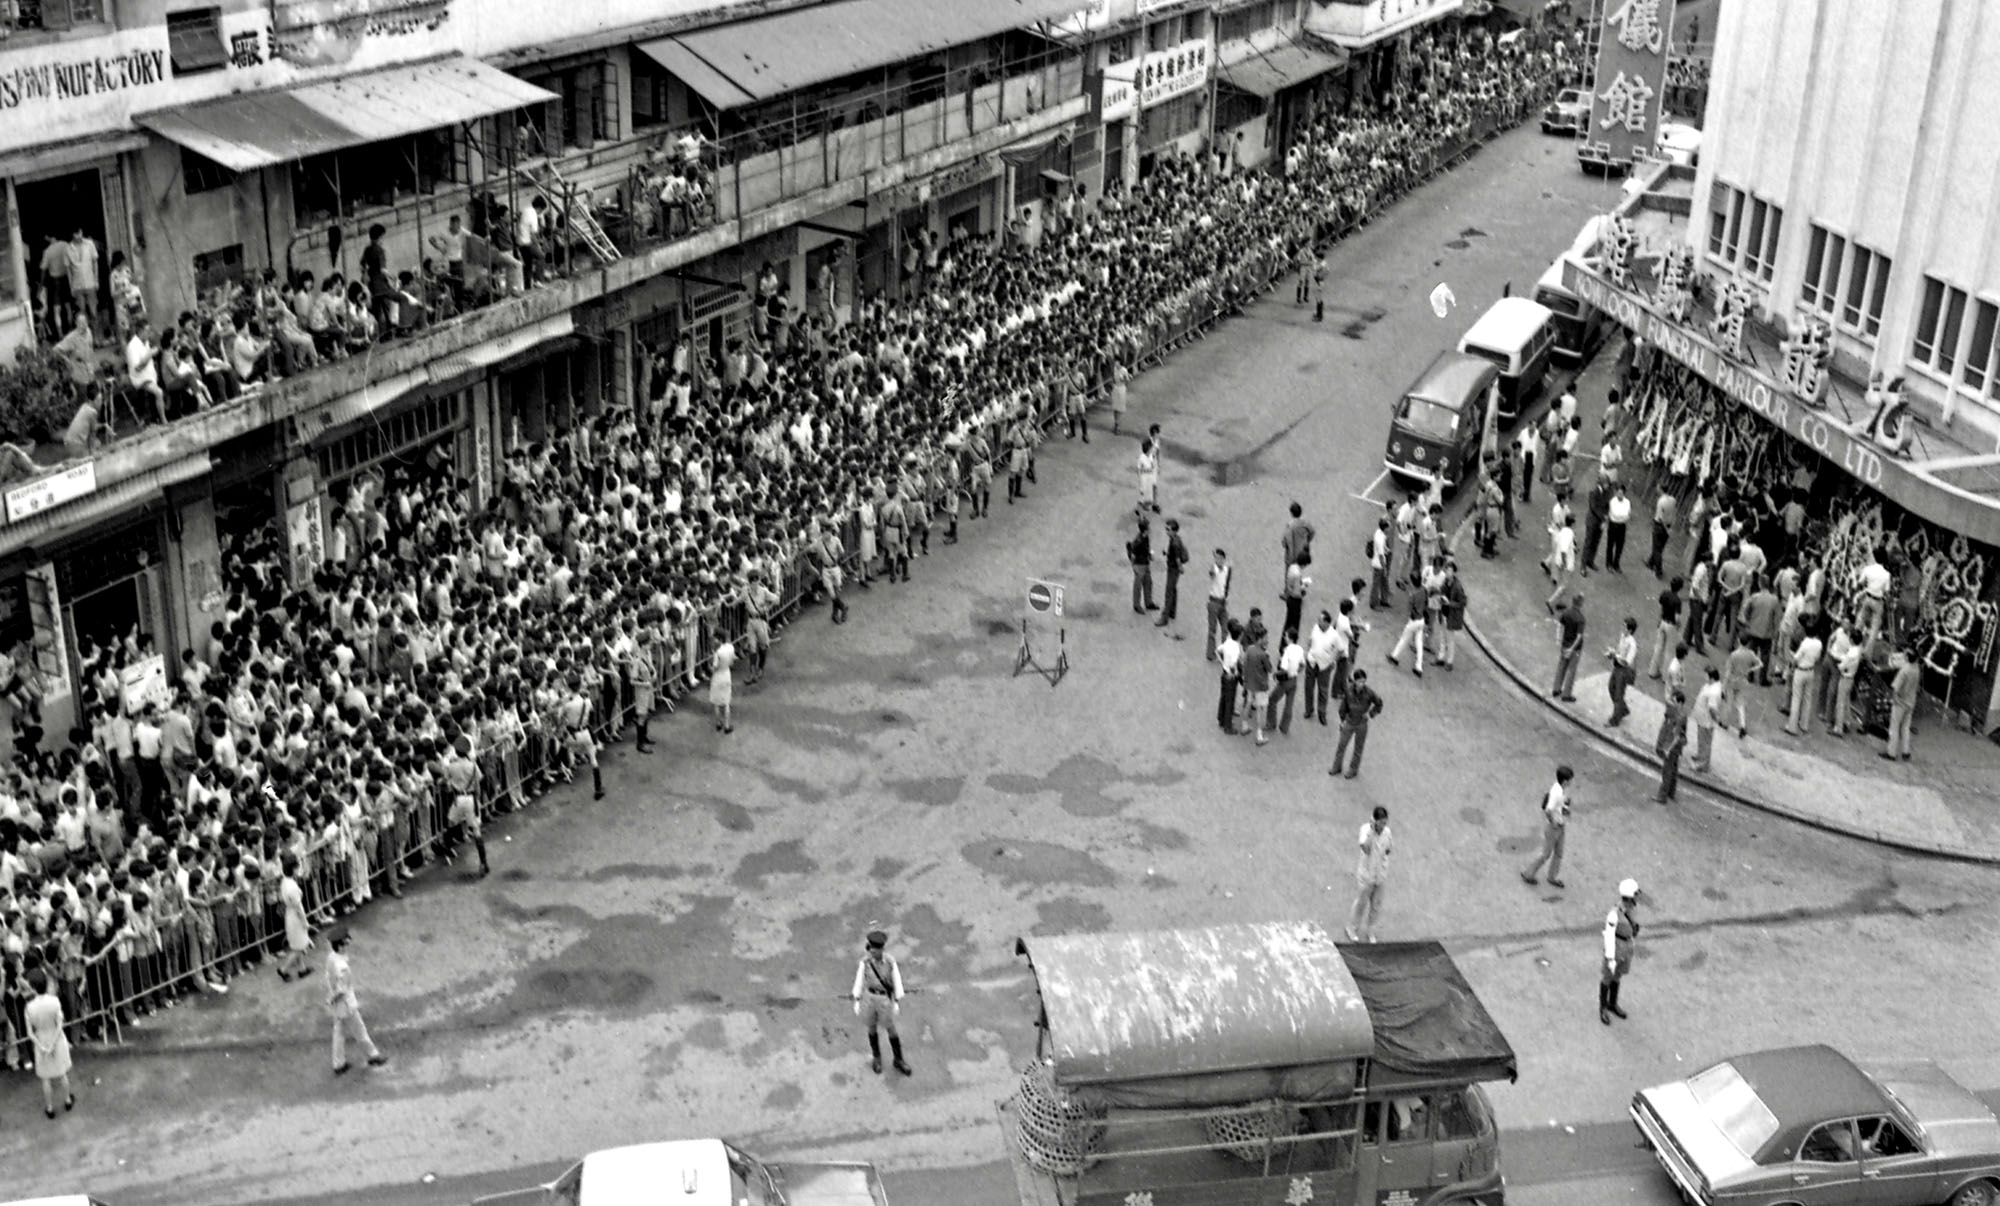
left=1601, top=878, right=1642, bottom=1025
left=850, top=928, right=911, bottom=1076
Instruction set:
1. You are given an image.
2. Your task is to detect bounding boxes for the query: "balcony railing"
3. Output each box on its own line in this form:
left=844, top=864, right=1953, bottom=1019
left=2, top=44, right=1084, bottom=521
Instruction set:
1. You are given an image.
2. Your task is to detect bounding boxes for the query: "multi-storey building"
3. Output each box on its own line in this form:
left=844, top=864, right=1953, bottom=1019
left=0, top=0, right=1474, bottom=739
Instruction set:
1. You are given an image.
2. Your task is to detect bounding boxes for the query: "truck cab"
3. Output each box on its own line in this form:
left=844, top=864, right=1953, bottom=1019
left=998, top=923, right=1515, bottom=1206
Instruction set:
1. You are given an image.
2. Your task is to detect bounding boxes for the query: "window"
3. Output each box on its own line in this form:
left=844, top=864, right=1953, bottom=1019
left=192, top=243, right=245, bottom=294
left=1183, top=8, right=1209, bottom=40
left=166, top=7, right=227, bottom=75
left=1705, top=181, right=1779, bottom=281
left=1146, top=17, right=1176, bottom=52
left=1800, top=224, right=1891, bottom=336
left=1915, top=276, right=2000, bottom=400
left=1799, top=1122, right=1858, bottom=1164
left=1430, top=1090, right=1485, bottom=1141
left=1218, top=1, right=1276, bottom=44
left=1104, top=32, right=1136, bottom=63
left=1688, top=1061, right=1781, bottom=1158
left=1856, top=1117, right=1921, bottom=1159
left=292, top=127, right=459, bottom=224
left=3, top=0, right=106, bottom=34
left=180, top=146, right=237, bottom=195
left=518, top=61, right=615, bottom=152
left=1140, top=91, right=1204, bottom=146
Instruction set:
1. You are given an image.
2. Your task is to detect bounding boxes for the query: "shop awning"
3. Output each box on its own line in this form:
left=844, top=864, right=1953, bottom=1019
left=135, top=56, right=556, bottom=173
left=636, top=0, right=1089, bottom=111
left=0, top=452, right=212, bottom=560
left=0, top=130, right=149, bottom=180
left=1216, top=41, right=1349, bottom=98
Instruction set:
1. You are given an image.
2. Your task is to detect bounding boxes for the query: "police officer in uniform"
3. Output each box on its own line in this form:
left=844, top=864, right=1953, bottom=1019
left=1601, top=878, right=1642, bottom=1025
left=850, top=928, right=911, bottom=1076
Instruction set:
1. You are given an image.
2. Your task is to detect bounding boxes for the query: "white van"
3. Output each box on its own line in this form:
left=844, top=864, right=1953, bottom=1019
left=1456, top=296, right=1557, bottom=423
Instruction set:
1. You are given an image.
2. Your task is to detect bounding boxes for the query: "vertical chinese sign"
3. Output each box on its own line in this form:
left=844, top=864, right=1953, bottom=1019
left=1583, top=0, right=1677, bottom=170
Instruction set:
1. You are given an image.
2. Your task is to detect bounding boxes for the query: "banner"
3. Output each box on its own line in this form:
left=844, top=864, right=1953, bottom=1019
left=1582, top=0, right=1677, bottom=170
left=120, top=653, right=170, bottom=714
left=1140, top=38, right=1211, bottom=109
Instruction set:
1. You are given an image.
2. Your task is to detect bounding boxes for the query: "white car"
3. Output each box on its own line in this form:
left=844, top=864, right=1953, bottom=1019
left=1657, top=120, right=1703, bottom=165
left=479, top=1139, right=888, bottom=1206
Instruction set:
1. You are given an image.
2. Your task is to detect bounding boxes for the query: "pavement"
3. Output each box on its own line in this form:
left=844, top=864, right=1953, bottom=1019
left=1455, top=343, right=2000, bottom=863
left=5, top=124, right=1998, bottom=1206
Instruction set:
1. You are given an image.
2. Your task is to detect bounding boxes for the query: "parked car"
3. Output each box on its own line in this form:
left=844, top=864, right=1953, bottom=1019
left=1541, top=87, right=1590, bottom=135
left=475, top=1139, right=889, bottom=1206
left=1657, top=120, right=1703, bottom=166
left=1631, top=1044, right=2000, bottom=1206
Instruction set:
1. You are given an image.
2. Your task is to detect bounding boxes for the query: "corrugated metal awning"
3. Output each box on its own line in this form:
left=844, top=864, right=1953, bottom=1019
left=637, top=0, right=1088, bottom=111
left=134, top=55, right=556, bottom=173
left=0, top=452, right=212, bottom=561
left=1216, top=41, right=1349, bottom=98
left=1021, top=921, right=1376, bottom=1086
left=0, top=129, right=150, bottom=180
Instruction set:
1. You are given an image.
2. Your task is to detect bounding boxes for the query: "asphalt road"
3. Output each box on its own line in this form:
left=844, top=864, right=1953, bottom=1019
left=6, top=121, right=1998, bottom=1206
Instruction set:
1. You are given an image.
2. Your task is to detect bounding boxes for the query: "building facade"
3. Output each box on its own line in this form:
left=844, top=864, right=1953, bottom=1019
left=1694, top=0, right=2000, bottom=444
left=0, top=0, right=1474, bottom=740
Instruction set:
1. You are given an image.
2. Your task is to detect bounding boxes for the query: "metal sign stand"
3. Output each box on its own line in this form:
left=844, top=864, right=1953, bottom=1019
left=1015, top=578, right=1069, bottom=687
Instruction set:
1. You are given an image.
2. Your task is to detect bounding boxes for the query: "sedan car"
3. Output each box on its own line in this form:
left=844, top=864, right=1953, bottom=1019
left=476, top=1139, right=889, bottom=1206
left=1631, top=1045, right=2000, bottom=1206
left=1656, top=120, right=1703, bottom=166
left=1541, top=87, right=1590, bottom=135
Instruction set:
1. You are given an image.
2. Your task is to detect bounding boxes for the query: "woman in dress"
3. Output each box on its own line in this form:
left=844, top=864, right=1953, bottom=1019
left=1136, top=438, right=1160, bottom=515
left=709, top=639, right=736, bottom=735
left=25, top=970, right=76, bottom=1120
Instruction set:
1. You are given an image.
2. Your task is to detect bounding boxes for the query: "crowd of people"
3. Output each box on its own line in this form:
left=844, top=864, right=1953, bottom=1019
left=0, top=24, right=1554, bottom=1105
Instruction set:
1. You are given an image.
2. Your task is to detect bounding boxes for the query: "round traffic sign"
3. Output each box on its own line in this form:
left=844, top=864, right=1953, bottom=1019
left=1027, top=582, right=1054, bottom=612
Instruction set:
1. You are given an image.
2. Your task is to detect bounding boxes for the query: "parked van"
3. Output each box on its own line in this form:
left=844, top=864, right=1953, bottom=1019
left=1533, top=257, right=1608, bottom=362
left=1457, top=296, right=1556, bottom=423
left=1383, top=351, right=1501, bottom=492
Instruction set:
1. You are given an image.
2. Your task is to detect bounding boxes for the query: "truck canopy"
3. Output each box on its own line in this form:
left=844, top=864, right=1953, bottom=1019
left=1341, top=941, right=1518, bottom=1085
left=1019, top=921, right=1376, bottom=1110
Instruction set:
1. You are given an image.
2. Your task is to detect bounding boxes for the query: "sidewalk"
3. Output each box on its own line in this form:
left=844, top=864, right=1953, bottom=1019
left=1457, top=339, right=2000, bottom=863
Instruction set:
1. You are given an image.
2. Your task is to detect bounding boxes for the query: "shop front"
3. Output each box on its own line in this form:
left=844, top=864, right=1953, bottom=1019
left=1562, top=258, right=2000, bottom=734
left=1130, top=36, right=1213, bottom=178
left=1214, top=39, right=1351, bottom=167
left=857, top=155, right=1003, bottom=296
left=0, top=132, right=145, bottom=359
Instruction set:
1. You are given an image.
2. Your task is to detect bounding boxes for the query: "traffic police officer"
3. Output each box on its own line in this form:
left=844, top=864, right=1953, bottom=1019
left=850, top=928, right=912, bottom=1076
left=1601, top=878, right=1642, bottom=1025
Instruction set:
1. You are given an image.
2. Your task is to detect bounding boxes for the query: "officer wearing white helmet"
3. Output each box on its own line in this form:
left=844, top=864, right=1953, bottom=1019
left=1600, top=878, right=1642, bottom=1025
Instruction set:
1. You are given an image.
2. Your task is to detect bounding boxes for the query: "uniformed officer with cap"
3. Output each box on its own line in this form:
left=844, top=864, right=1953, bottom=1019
left=1600, top=878, right=1642, bottom=1025
left=850, top=928, right=912, bottom=1076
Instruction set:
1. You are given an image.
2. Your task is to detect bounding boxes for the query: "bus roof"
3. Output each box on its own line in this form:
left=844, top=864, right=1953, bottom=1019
left=1458, top=296, right=1556, bottom=357
left=1403, top=351, right=1500, bottom=411
left=1019, top=921, right=1376, bottom=1087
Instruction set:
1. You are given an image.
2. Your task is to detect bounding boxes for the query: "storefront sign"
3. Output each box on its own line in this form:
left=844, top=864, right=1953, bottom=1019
left=1582, top=0, right=1677, bottom=169
left=286, top=494, right=325, bottom=586
left=120, top=652, right=170, bottom=713
left=4, top=462, right=98, bottom=525
left=896, top=153, right=999, bottom=208
left=1140, top=38, right=1211, bottom=109
left=1560, top=258, right=2000, bottom=550
left=0, top=7, right=452, bottom=154
left=1102, top=66, right=1138, bottom=122
left=24, top=563, right=71, bottom=710
left=471, top=383, right=495, bottom=506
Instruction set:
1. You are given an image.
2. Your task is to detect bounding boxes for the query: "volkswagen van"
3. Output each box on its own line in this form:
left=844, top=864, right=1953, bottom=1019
left=1457, top=296, right=1556, bottom=423
left=1384, top=352, right=1502, bottom=492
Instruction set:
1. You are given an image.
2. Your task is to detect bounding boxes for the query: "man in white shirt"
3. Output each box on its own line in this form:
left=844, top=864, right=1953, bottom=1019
left=1546, top=515, right=1579, bottom=612
left=1783, top=624, right=1825, bottom=736
left=1520, top=765, right=1573, bottom=888
left=1205, top=548, right=1232, bottom=660
left=1856, top=551, right=1893, bottom=639
left=1270, top=628, right=1307, bottom=736
left=1605, top=485, right=1631, bottom=572
left=1303, top=609, right=1342, bottom=725
left=1214, top=620, right=1243, bottom=732
left=125, top=318, right=165, bottom=423
left=1689, top=665, right=1725, bottom=771
left=1606, top=615, right=1640, bottom=727
left=1345, top=806, right=1393, bottom=942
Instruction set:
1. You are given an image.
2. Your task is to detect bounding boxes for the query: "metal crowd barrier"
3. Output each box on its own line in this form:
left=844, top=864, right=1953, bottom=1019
left=26, top=81, right=1553, bottom=1055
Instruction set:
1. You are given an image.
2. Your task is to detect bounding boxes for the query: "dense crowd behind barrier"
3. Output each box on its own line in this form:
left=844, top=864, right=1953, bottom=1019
left=0, top=25, right=1555, bottom=1074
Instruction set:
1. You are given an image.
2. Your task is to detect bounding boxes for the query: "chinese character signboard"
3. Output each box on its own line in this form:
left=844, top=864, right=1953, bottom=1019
left=1139, top=38, right=1210, bottom=108
left=1583, top=0, right=1677, bottom=170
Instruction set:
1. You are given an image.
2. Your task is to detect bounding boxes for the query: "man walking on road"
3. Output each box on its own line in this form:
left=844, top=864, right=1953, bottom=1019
left=325, top=927, right=387, bottom=1074
left=1329, top=669, right=1383, bottom=779
left=1551, top=594, right=1586, bottom=702
left=1520, top=766, right=1573, bottom=889
left=1345, top=807, right=1393, bottom=942
left=1600, top=880, right=1642, bottom=1025
left=1655, top=689, right=1689, bottom=803
left=1646, top=577, right=1684, bottom=679
left=1282, top=501, right=1315, bottom=575
left=1689, top=665, right=1724, bottom=772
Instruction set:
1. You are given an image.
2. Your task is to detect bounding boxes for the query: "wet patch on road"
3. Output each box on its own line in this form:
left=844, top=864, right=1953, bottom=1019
left=1067, top=600, right=1110, bottom=620
left=962, top=839, right=1118, bottom=887
left=885, top=775, right=965, bottom=807
left=499, top=868, right=532, bottom=882
left=982, top=617, right=1018, bottom=636
left=1459, top=806, right=1489, bottom=827
left=665, top=791, right=756, bottom=833
left=521, top=966, right=655, bottom=1009
left=870, top=857, right=909, bottom=880
left=1031, top=897, right=1113, bottom=934
left=764, top=1083, right=806, bottom=1111
left=1493, top=834, right=1534, bottom=854
left=732, top=839, right=819, bottom=890
left=584, top=862, right=706, bottom=882
left=684, top=1017, right=728, bottom=1050
left=1127, top=817, right=1191, bottom=852
left=1459, top=226, right=1489, bottom=239
left=986, top=753, right=1185, bottom=818
left=1701, top=886, right=1730, bottom=902
left=1445, top=239, right=1472, bottom=249
left=1341, top=306, right=1389, bottom=340
left=1678, top=949, right=1708, bottom=972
